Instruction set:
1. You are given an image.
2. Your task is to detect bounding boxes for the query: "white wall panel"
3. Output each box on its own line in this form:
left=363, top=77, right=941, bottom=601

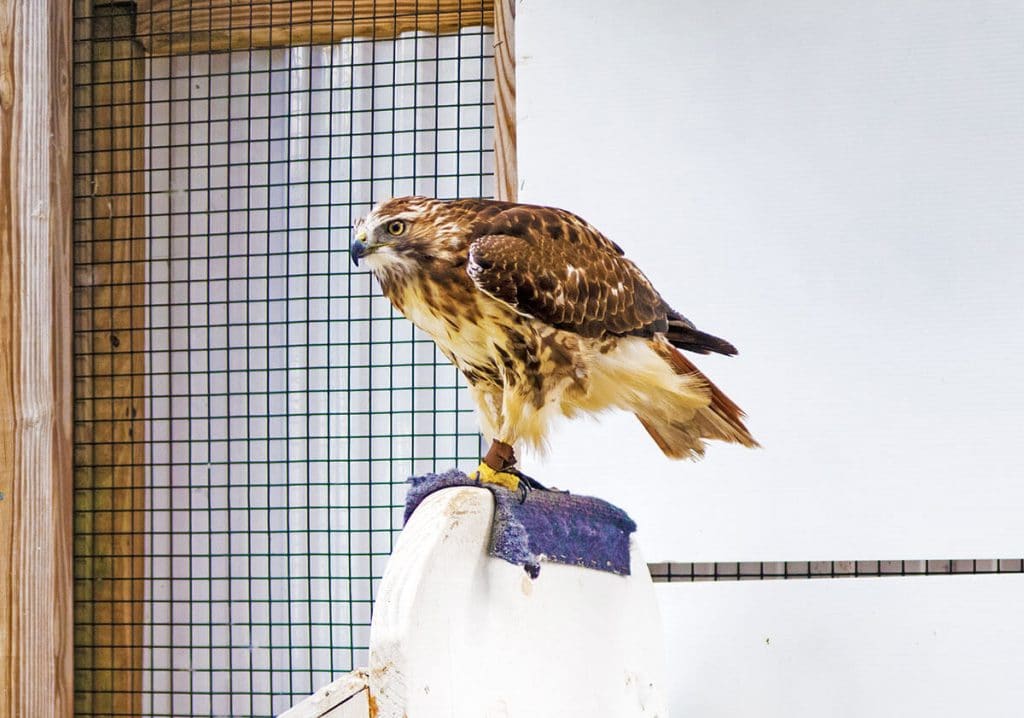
left=659, top=575, right=1024, bottom=716
left=516, top=0, right=1024, bottom=561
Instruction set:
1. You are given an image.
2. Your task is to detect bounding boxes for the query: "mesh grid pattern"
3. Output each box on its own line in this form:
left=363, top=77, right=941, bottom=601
left=648, top=558, right=1024, bottom=582
left=74, top=3, right=492, bottom=715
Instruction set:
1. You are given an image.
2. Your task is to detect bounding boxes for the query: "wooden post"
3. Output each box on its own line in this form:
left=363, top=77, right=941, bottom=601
left=71, top=3, right=147, bottom=716
left=493, top=0, right=517, bottom=202
left=0, top=0, right=74, bottom=717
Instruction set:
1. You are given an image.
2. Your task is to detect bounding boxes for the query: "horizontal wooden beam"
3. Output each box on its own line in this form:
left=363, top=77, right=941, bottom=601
left=136, top=0, right=495, bottom=55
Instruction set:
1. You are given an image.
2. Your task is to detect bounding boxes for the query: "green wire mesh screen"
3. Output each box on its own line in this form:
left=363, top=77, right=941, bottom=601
left=73, top=2, right=492, bottom=715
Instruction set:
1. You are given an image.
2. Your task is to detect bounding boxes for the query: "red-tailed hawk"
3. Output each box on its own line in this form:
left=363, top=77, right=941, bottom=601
left=351, top=197, right=757, bottom=491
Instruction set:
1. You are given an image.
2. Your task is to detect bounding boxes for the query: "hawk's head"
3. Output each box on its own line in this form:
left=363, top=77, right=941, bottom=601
left=350, top=196, right=465, bottom=282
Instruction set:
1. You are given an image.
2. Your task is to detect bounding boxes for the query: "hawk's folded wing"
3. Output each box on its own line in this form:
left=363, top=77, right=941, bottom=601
left=465, top=204, right=736, bottom=355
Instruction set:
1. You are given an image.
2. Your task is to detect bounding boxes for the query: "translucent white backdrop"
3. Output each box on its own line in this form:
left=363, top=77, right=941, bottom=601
left=517, top=3, right=1024, bottom=715
left=516, top=0, right=1024, bottom=563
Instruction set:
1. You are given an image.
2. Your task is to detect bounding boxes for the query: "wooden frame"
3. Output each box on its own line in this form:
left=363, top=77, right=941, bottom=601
left=0, top=2, right=74, bottom=718
left=2, top=1, right=515, bottom=712
left=130, top=0, right=516, bottom=200
left=56, top=1, right=516, bottom=716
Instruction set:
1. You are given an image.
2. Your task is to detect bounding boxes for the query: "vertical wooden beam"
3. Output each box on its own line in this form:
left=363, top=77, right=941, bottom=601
left=71, top=3, right=147, bottom=716
left=0, top=0, right=74, bottom=716
left=493, top=0, right=517, bottom=202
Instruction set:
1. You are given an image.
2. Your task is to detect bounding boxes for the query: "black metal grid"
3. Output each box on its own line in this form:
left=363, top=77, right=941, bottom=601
left=649, top=558, right=1024, bottom=582
left=73, top=2, right=493, bottom=715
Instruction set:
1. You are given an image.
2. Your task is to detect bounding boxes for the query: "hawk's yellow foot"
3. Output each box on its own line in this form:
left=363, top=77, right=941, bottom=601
left=471, top=461, right=521, bottom=493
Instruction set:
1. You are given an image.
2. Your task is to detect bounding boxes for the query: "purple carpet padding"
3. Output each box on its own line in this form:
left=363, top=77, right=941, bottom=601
left=404, top=470, right=637, bottom=578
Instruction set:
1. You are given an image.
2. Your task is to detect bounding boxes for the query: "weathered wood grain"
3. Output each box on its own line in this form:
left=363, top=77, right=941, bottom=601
left=493, top=0, right=516, bottom=201
left=0, top=0, right=74, bottom=717
left=136, top=0, right=495, bottom=54
left=71, top=4, right=147, bottom=717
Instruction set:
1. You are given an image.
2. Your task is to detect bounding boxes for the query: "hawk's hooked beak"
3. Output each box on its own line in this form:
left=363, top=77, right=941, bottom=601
left=350, top=230, right=371, bottom=267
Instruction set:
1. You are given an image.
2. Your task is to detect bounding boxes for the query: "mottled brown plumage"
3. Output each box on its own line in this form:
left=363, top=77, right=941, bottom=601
left=351, top=196, right=757, bottom=470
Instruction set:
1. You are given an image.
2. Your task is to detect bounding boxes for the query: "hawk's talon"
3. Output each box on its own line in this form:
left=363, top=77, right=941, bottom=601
left=499, top=467, right=542, bottom=503
left=505, top=468, right=553, bottom=492
left=513, top=475, right=530, bottom=504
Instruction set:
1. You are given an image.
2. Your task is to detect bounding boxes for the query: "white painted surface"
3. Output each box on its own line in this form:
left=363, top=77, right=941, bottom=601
left=278, top=671, right=369, bottom=718
left=369, top=487, right=668, bottom=717
left=516, top=0, right=1024, bottom=560
left=658, top=574, right=1024, bottom=716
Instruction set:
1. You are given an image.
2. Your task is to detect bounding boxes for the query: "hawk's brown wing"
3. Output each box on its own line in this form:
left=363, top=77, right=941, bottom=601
left=465, top=203, right=737, bottom=354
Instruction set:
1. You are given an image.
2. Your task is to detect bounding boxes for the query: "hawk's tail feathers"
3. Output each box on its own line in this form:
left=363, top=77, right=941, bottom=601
left=665, top=314, right=738, bottom=356
left=637, top=342, right=759, bottom=459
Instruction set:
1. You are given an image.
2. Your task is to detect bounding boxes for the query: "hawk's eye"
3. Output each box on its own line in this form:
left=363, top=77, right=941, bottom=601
left=386, top=220, right=407, bottom=237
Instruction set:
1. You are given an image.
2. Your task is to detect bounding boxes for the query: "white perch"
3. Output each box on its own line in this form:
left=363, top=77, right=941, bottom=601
left=282, top=486, right=668, bottom=717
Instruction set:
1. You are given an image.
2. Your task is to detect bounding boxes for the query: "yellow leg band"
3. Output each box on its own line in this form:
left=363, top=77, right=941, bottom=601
left=471, top=461, right=521, bottom=492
